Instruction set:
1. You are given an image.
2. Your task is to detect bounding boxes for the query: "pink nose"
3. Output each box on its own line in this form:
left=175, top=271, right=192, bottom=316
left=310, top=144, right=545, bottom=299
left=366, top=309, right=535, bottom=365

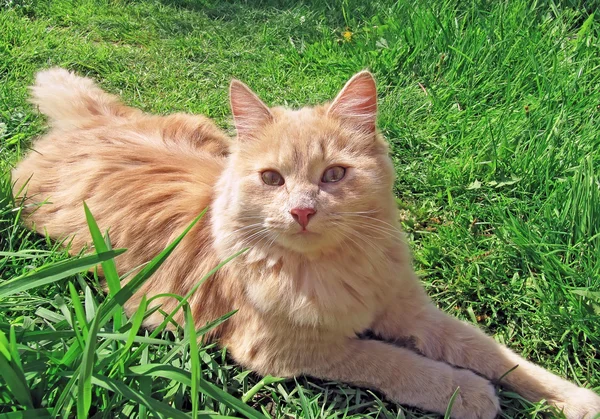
left=290, top=207, right=316, bottom=229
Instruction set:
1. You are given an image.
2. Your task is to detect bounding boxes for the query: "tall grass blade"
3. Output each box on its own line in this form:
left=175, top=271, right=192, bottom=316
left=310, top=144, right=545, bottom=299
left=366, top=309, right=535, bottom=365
left=89, top=374, right=207, bottom=419
left=83, top=202, right=121, bottom=294
left=83, top=202, right=122, bottom=329
left=96, top=210, right=206, bottom=328
left=77, top=313, right=101, bottom=419
left=185, top=304, right=201, bottom=419
left=444, top=387, right=460, bottom=419
left=128, top=364, right=266, bottom=419
left=0, top=250, right=125, bottom=298
left=0, top=409, right=52, bottom=418
left=0, top=330, right=34, bottom=409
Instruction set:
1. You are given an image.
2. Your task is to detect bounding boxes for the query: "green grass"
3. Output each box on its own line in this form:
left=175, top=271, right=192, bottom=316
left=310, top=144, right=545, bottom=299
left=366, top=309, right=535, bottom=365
left=1, top=0, right=599, bottom=417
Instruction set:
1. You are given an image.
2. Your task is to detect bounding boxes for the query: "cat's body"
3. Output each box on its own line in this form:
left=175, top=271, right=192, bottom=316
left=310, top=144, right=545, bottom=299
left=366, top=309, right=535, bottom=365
left=12, top=68, right=600, bottom=418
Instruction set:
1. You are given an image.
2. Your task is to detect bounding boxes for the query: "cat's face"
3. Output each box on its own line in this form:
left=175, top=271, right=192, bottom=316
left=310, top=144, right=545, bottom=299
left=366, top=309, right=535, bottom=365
left=221, top=72, right=396, bottom=254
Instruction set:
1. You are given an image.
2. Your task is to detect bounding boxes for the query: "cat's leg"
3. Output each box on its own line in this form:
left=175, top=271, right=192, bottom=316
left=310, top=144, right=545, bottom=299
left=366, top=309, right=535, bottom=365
left=307, top=339, right=499, bottom=418
left=372, top=280, right=600, bottom=418
left=247, top=337, right=499, bottom=419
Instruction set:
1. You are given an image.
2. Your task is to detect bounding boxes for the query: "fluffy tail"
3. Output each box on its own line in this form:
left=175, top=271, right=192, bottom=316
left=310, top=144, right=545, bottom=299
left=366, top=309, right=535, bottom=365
left=30, top=68, right=138, bottom=130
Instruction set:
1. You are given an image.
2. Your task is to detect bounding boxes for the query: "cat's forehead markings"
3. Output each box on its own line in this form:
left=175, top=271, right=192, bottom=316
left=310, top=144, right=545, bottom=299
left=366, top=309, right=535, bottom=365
left=283, top=108, right=319, bottom=130
left=288, top=108, right=314, bottom=118
left=279, top=109, right=327, bottom=164
left=280, top=109, right=329, bottom=144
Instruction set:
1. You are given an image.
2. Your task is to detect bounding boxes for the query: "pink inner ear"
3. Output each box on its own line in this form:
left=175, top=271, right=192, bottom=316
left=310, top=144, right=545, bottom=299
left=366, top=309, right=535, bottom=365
left=328, top=71, right=378, bottom=133
left=230, top=80, right=273, bottom=140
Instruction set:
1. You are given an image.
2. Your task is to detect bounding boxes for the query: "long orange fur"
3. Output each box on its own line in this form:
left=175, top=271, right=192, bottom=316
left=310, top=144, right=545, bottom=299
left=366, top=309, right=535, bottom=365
left=12, top=68, right=600, bottom=418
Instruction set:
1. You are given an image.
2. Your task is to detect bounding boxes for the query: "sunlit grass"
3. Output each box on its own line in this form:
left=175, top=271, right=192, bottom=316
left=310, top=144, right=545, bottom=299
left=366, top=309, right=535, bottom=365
left=1, top=0, right=599, bottom=417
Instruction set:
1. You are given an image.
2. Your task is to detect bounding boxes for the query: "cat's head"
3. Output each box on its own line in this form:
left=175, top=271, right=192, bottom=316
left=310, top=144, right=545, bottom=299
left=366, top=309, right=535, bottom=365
left=214, top=71, right=397, bottom=256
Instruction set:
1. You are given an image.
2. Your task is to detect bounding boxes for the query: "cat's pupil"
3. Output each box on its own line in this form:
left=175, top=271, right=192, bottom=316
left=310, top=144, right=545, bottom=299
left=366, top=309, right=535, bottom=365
left=262, top=170, right=284, bottom=186
left=322, top=166, right=346, bottom=183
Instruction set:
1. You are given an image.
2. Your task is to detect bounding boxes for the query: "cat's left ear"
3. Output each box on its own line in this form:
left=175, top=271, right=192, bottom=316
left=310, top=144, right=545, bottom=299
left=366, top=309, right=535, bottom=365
left=327, top=70, right=377, bottom=133
left=230, top=79, right=273, bottom=140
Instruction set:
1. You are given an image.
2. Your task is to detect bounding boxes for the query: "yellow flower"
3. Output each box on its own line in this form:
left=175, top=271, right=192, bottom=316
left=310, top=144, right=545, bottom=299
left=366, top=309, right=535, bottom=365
left=342, top=30, right=353, bottom=42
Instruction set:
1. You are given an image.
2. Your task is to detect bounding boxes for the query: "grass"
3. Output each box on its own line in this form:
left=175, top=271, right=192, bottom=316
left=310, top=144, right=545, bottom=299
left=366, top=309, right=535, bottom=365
left=1, top=0, right=599, bottom=417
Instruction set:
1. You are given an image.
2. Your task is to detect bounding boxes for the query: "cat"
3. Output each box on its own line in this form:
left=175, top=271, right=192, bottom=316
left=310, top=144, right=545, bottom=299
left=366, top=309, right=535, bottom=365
left=12, top=68, right=600, bottom=418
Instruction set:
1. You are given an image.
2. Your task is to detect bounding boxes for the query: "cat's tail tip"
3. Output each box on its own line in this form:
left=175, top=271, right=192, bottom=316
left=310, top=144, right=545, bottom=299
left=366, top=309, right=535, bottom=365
left=30, top=67, right=131, bottom=130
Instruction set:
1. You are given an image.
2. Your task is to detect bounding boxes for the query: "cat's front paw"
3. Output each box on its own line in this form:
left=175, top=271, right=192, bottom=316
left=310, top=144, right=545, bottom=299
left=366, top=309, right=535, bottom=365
left=450, top=369, right=500, bottom=419
left=551, top=387, right=600, bottom=419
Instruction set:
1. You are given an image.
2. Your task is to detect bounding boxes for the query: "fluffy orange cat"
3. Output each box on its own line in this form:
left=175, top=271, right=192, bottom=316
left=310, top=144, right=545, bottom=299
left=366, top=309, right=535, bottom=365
left=12, top=68, right=600, bottom=418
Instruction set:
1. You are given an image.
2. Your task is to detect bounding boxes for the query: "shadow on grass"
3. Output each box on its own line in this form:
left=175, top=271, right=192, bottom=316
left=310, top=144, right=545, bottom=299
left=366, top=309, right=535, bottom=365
left=157, top=0, right=381, bottom=27
left=159, top=0, right=598, bottom=26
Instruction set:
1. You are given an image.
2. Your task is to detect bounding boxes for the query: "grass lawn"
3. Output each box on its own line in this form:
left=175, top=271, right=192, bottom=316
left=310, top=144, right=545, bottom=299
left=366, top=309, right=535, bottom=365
left=1, top=0, right=599, bottom=417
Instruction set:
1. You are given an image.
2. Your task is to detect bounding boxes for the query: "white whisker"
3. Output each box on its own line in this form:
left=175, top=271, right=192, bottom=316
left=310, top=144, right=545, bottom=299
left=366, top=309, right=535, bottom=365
left=333, top=210, right=379, bottom=215
left=331, top=220, right=388, bottom=255
left=339, top=214, right=401, bottom=232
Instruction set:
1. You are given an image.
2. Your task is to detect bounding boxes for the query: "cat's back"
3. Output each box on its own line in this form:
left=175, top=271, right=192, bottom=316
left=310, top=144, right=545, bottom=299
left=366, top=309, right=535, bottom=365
left=12, top=69, right=229, bottom=273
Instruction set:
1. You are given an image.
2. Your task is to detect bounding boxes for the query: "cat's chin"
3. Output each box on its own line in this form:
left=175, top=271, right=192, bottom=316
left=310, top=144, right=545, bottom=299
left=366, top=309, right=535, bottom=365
left=292, top=230, right=320, bottom=237
left=274, top=231, right=346, bottom=256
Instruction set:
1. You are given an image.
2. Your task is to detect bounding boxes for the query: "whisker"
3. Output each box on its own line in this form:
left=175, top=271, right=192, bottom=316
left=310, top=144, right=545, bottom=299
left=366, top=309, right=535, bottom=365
left=330, top=222, right=382, bottom=269
left=265, top=233, right=280, bottom=252
left=346, top=220, right=401, bottom=237
left=340, top=214, right=401, bottom=232
left=331, top=220, right=388, bottom=255
left=244, top=228, right=270, bottom=243
left=345, top=227, right=387, bottom=255
left=223, top=223, right=264, bottom=239
left=330, top=218, right=400, bottom=239
left=253, top=230, right=275, bottom=250
left=330, top=222, right=364, bottom=250
left=233, top=216, right=266, bottom=221
left=233, top=223, right=265, bottom=232
left=333, top=210, right=379, bottom=215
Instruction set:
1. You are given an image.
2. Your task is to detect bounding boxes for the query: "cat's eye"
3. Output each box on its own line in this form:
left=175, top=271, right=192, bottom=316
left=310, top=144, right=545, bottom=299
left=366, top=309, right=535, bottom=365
left=321, top=166, right=346, bottom=183
left=261, top=170, right=285, bottom=186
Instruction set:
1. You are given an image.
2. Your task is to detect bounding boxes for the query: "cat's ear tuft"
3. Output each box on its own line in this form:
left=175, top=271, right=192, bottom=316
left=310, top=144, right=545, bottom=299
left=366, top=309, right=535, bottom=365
left=327, top=71, right=377, bottom=133
left=230, top=79, right=273, bottom=140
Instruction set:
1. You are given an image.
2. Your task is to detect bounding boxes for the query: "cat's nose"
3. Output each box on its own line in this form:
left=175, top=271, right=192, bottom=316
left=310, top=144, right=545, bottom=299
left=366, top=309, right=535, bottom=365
left=290, top=207, right=316, bottom=229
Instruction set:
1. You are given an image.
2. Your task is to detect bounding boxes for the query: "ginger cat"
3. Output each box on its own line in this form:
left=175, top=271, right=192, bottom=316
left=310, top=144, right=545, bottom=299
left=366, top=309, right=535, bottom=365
left=12, top=68, right=600, bottom=418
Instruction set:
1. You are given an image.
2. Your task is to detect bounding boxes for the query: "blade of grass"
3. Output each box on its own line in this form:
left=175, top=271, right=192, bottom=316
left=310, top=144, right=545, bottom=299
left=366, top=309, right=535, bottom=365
left=89, top=374, right=213, bottom=419
left=185, top=304, right=201, bottom=419
left=83, top=202, right=122, bottom=329
left=0, top=328, right=172, bottom=346
left=0, top=249, right=125, bottom=298
left=109, top=295, right=148, bottom=378
left=96, top=210, right=207, bottom=329
left=444, top=387, right=460, bottom=419
left=0, top=330, right=34, bottom=409
left=128, top=364, right=267, bottom=419
left=77, top=309, right=101, bottom=419
left=160, top=310, right=237, bottom=364
left=83, top=285, right=97, bottom=323
left=55, top=294, right=85, bottom=350
left=295, top=379, right=315, bottom=419
left=128, top=248, right=247, bottom=365
left=75, top=211, right=205, bottom=417
left=138, top=343, right=150, bottom=419
left=0, top=409, right=52, bottom=418
left=242, top=375, right=285, bottom=403
left=68, top=283, right=89, bottom=336
left=83, top=202, right=121, bottom=295
left=121, top=295, right=147, bottom=356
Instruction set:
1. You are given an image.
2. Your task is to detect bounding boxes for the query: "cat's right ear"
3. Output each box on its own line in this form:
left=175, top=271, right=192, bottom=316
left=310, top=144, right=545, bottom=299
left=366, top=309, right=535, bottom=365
left=230, top=80, right=273, bottom=140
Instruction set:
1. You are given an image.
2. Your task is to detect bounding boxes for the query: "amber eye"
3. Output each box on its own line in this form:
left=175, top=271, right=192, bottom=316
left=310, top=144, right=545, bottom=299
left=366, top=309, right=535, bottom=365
left=261, top=170, right=284, bottom=186
left=322, top=166, right=346, bottom=183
